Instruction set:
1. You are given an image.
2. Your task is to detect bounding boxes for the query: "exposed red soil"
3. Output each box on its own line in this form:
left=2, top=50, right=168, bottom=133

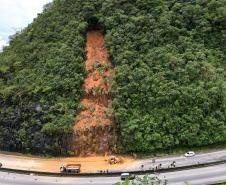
left=74, top=31, right=113, bottom=156
left=0, top=153, right=134, bottom=173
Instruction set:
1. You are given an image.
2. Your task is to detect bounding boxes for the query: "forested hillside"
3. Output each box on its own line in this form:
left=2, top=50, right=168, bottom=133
left=0, top=0, right=225, bottom=155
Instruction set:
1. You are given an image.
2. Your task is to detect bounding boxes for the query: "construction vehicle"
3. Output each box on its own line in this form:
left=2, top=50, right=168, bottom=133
left=60, top=163, right=81, bottom=174
left=108, top=156, right=123, bottom=165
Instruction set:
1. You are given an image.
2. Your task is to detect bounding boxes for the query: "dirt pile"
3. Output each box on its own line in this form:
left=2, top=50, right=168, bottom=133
left=74, top=31, right=114, bottom=156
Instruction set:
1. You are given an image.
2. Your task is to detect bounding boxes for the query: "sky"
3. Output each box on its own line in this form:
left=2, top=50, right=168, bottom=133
left=0, top=0, right=53, bottom=50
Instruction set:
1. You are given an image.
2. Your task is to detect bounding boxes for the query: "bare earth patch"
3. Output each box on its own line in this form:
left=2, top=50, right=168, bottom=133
left=0, top=153, right=134, bottom=173
left=73, top=31, right=114, bottom=156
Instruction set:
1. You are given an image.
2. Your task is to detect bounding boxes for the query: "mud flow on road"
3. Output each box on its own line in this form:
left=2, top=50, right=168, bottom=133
left=0, top=153, right=134, bottom=173
left=74, top=31, right=114, bottom=156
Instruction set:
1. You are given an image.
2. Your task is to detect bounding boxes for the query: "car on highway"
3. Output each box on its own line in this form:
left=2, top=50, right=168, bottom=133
left=184, top=151, right=195, bottom=157
left=120, top=173, right=135, bottom=181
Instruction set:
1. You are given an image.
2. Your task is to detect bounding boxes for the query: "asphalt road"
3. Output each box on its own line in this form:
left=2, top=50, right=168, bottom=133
left=1, top=149, right=226, bottom=173
left=0, top=164, right=226, bottom=185
left=122, top=150, right=226, bottom=172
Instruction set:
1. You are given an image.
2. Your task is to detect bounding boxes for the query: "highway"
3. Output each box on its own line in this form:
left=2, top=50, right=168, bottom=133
left=0, top=164, right=226, bottom=185
left=122, top=150, right=226, bottom=172
left=1, top=150, right=226, bottom=173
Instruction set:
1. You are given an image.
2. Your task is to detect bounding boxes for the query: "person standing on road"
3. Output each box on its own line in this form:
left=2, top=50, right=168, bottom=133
left=141, top=164, right=144, bottom=170
left=60, top=164, right=66, bottom=172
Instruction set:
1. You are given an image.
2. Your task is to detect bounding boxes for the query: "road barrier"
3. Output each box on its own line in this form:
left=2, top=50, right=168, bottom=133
left=0, top=159, right=225, bottom=177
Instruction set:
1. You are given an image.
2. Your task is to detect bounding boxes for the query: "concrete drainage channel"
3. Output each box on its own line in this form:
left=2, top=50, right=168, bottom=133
left=0, top=159, right=225, bottom=177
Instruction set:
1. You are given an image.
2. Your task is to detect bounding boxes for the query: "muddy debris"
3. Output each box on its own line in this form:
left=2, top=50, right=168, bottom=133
left=74, top=31, right=114, bottom=156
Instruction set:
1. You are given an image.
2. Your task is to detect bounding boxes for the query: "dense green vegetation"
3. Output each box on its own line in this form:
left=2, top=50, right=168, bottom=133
left=0, top=0, right=225, bottom=155
left=114, top=175, right=167, bottom=185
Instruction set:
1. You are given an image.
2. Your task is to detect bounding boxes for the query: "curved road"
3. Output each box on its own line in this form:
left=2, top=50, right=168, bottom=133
left=1, top=150, right=226, bottom=173
left=123, top=150, right=226, bottom=172
left=0, top=164, right=226, bottom=185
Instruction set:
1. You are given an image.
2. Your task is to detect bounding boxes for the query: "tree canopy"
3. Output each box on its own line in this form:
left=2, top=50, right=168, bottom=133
left=0, top=0, right=225, bottom=155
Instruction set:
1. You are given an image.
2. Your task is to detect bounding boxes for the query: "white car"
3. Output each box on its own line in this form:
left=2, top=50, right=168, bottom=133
left=184, top=151, right=195, bottom=157
left=120, top=173, right=135, bottom=180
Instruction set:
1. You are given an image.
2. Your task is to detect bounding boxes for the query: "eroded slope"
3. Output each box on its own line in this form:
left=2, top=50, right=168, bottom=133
left=74, top=31, right=113, bottom=156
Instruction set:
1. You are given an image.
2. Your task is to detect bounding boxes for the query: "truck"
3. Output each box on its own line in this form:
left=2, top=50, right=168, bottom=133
left=60, top=163, right=81, bottom=174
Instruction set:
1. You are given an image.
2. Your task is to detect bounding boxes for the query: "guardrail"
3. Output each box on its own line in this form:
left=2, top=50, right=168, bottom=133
left=0, top=159, right=225, bottom=177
